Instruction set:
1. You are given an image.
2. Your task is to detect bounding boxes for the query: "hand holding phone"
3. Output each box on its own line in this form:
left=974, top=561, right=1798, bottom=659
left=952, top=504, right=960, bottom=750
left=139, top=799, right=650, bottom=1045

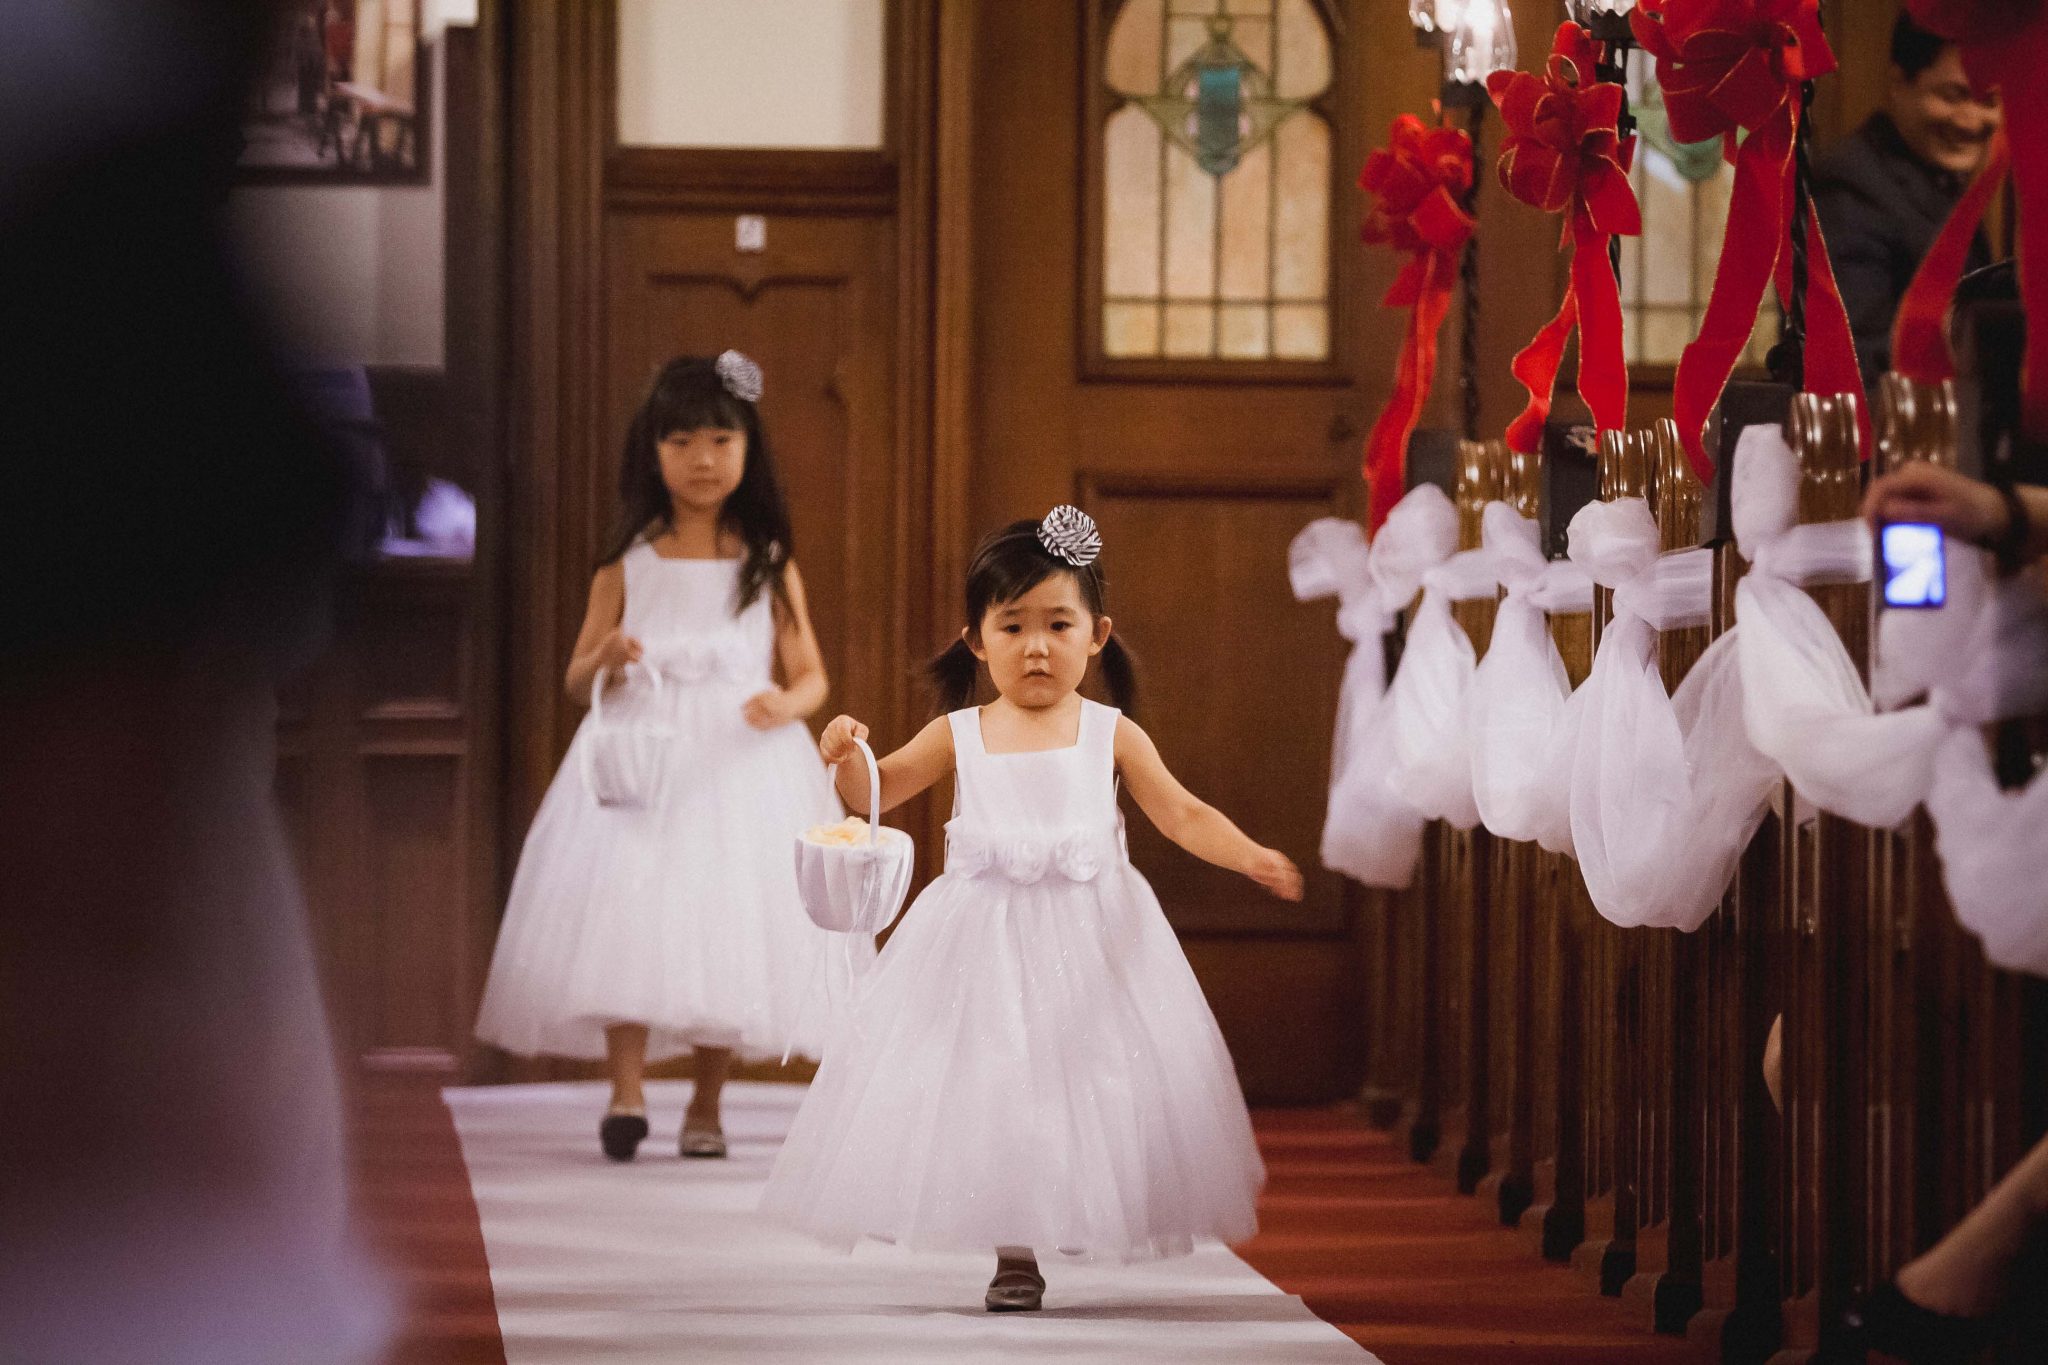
left=1879, top=521, right=1946, bottom=610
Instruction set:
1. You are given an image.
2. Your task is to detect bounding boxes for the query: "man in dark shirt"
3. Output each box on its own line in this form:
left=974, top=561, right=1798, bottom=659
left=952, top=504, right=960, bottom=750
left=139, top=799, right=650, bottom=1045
left=1813, top=14, right=2003, bottom=386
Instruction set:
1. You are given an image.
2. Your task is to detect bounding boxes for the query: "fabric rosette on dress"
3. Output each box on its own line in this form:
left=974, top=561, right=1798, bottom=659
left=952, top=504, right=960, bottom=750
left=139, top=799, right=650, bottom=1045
left=943, top=820, right=1120, bottom=886
left=1728, top=425, right=2048, bottom=975
left=643, top=631, right=764, bottom=686
left=1467, top=502, right=1594, bottom=845
left=1291, top=485, right=1458, bottom=887
left=1563, top=497, right=1778, bottom=931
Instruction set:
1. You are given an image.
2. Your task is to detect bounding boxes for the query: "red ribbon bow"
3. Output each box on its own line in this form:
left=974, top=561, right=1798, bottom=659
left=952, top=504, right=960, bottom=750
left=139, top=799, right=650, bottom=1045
left=1632, top=0, right=1867, bottom=479
left=1359, top=113, right=1476, bottom=532
left=1487, top=23, right=1641, bottom=457
left=1903, top=0, right=2048, bottom=441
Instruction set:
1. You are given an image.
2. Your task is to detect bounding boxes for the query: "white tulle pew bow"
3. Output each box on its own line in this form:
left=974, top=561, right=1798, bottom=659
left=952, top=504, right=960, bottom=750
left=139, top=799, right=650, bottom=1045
left=1467, top=503, right=1594, bottom=844
left=1291, top=485, right=1459, bottom=886
left=1922, top=577, right=2048, bottom=975
left=1728, top=426, right=2048, bottom=973
left=1385, top=531, right=1512, bottom=831
left=1730, top=425, right=1947, bottom=828
left=1565, top=498, right=1779, bottom=931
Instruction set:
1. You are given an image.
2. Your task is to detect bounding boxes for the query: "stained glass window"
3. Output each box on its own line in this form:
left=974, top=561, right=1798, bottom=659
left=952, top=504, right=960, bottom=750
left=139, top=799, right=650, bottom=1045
left=1101, top=0, right=1334, bottom=362
left=1617, top=62, right=1777, bottom=368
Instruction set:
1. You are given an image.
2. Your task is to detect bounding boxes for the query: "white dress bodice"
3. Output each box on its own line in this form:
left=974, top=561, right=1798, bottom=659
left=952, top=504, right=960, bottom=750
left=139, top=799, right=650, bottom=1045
left=620, top=541, right=775, bottom=688
left=943, top=699, right=1127, bottom=885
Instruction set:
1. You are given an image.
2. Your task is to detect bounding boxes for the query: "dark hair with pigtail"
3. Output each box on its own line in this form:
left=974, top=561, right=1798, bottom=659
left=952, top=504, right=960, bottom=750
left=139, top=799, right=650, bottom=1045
left=926, top=517, right=1140, bottom=717
left=597, top=354, right=792, bottom=614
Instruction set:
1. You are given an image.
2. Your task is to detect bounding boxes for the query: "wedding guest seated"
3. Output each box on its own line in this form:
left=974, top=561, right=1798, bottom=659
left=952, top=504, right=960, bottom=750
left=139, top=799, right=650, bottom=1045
left=1814, top=13, right=2003, bottom=387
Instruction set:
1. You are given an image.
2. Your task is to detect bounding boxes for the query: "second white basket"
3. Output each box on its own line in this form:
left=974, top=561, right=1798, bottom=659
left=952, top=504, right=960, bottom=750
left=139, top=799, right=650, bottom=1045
left=580, top=661, right=675, bottom=809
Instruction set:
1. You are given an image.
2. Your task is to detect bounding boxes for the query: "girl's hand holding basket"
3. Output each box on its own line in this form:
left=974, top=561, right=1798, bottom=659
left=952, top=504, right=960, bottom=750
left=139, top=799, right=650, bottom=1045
left=818, top=714, right=871, bottom=765
left=594, top=627, right=643, bottom=677
left=794, top=721, right=913, bottom=936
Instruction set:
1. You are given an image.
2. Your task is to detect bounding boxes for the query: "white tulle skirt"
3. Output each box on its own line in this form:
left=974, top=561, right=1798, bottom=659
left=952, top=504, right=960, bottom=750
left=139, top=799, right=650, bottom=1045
left=759, top=865, right=1264, bottom=1261
left=474, top=679, right=844, bottom=1064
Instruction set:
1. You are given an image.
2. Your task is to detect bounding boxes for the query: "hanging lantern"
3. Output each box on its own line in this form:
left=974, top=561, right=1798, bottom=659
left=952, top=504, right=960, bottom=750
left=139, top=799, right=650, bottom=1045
left=1133, top=14, right=1307, bottom=177
left=1448, top=0, right=1518, bottom=88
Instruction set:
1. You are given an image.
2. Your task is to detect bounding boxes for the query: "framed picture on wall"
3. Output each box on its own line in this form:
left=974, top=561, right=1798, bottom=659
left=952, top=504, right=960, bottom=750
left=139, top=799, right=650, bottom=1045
left=239, top=0, right=430, bottom=183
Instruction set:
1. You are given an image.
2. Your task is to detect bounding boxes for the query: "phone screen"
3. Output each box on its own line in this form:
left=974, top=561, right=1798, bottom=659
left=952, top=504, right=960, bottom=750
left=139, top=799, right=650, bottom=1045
left=1879, top=521, right=1946, bottom=609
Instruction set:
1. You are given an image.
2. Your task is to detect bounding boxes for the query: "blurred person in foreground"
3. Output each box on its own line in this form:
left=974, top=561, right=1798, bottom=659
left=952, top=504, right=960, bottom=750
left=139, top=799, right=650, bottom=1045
left=1815, top=12, right=2004, bottom=387
left=0, top=2, right=389, bottom=1362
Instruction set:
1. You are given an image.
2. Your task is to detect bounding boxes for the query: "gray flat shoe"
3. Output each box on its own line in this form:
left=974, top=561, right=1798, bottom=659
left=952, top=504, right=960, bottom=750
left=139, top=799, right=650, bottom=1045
left=679, top=1123, right=727, bottom=1159
left=984, top=1267, right=1045, bottom=1313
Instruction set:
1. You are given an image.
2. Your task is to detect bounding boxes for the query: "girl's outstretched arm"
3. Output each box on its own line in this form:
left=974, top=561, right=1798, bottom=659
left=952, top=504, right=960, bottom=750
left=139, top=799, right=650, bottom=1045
left=819, top=714, right=956, bottom=815
left=748, top=561, right=829, bottom=729
left=563, top=561, right=640, bottom=705
left=1113, top=715, right=1303, bottom=901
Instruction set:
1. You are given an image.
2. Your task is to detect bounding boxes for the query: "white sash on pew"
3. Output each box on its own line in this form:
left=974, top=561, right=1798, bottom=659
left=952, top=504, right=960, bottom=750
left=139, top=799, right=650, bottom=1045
left=1922, top=574, right=2048, bottom=973
left=1468, top=503, right=1593, bottom=845
left=1387, top=545, right=1505, bottom=831
left=1291, top=485, right=1459, bottom=888
left=1565, top=497, right=1778, bottom=931
left=1729, top=427, right=1946, bottom=828
left=1729, top=424, right=2048, bottom=975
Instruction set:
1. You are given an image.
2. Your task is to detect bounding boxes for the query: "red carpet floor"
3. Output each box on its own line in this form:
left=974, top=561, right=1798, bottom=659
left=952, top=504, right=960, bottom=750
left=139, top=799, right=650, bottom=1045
left=349, top=1078, right=1691, bottom=1363
left=1237, top=1107, right=1695, bottom=1365
left=350, top=1074, right=507, bottom=1365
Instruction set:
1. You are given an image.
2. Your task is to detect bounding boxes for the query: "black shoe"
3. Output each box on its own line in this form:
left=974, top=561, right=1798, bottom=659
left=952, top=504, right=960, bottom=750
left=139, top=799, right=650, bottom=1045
left=1840, top=1281, right=1995, bottom=1365
left=599, top=1112, right=649, bottom=1162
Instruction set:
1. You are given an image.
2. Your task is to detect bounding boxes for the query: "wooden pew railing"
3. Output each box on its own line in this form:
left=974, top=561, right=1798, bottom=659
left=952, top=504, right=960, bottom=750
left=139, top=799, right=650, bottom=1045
left=1355, top=389, right=2042, bottom=1363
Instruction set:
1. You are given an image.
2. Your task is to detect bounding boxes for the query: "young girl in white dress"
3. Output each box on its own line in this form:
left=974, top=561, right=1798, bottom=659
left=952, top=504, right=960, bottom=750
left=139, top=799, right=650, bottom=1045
left=760, top=506, right=1302, bottom=1312
left=476, top=352, right=842, bottom=1162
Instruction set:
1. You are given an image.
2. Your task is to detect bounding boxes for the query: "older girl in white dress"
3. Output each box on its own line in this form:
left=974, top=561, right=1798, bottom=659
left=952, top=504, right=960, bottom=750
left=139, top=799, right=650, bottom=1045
left=476, top=352, right=842, bottom=1162
left=761, top=507, right=1301, bottom=1312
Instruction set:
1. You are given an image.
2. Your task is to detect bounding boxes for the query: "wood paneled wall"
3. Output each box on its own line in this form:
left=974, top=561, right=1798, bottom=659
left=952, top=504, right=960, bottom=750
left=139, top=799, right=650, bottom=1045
left=280, top=22, right=504, bottom=1086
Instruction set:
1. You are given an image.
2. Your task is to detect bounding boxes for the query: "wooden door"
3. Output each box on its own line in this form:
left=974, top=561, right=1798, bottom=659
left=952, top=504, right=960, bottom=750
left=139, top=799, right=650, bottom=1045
left=603, top=212, right=901, bottom=726
left=963, top=0, right=1385, bottom=1103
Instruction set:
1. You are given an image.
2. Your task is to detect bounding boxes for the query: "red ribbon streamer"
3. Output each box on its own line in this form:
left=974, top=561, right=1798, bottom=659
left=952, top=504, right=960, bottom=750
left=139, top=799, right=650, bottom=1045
left=1908, top=0, right=2048, bottom=440
left=1359, top=114, right=1476, bottom=532
left=1487, top=23, right=1641, bottom=455
left=1892, top=126, right=2011, bottom=384
left=1633, top=0, right=1869, bottom=480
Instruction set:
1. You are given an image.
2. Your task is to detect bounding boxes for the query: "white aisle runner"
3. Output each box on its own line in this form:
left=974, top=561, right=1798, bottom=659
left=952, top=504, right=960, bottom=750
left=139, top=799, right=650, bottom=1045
left=444, top=1081, right=1378, bottom=1365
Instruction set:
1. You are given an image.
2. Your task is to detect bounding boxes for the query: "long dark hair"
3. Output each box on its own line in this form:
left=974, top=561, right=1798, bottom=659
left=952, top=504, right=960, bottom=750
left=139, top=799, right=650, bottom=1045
left=927, top=518, right=1139, bottom=716
left=597, top=355, right=792, bottom=613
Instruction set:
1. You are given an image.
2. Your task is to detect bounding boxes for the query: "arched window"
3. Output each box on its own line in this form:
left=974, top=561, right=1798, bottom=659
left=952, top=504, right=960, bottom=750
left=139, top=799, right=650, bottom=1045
left=1619, top=62, right=1777, bottom=370
left=1090, top=0, right=1337, bottom=368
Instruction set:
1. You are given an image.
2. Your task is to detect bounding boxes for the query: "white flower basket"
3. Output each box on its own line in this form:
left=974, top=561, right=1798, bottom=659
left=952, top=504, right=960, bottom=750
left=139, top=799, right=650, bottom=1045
left=580, top=662, right=674, bottom=809
left=794, top=737, right=914, bottom=935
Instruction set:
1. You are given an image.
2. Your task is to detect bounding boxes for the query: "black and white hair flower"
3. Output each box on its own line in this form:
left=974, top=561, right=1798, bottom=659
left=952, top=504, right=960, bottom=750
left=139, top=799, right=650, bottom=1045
left=1036, top=504, right=1102, bottom=567
left=715, top=349, right=763, bottom=404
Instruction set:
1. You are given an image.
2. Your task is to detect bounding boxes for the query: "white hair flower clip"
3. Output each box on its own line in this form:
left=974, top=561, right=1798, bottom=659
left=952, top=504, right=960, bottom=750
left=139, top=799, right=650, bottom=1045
left=715, top=349, right=763, bottom=403
left=1036, top=504, right=1102, bottom=567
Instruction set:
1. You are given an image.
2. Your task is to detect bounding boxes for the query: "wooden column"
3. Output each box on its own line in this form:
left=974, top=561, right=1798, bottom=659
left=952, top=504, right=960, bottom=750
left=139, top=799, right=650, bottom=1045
left=1533, top=606, right=1595, bottom=1262
left=1626, top=420, right=1711, bottom=1334
left=1770, top=392, right=1871, bottom=1363
left=1490, top=444, right=1549, bottom=1227
left=1454, top=439, right=1507, bottom=1193
left=1573, top=427, right=1653, bottom=1294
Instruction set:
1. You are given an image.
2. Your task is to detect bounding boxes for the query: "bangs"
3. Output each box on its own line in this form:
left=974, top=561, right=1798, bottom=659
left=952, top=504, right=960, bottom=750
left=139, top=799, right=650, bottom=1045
left=649, top=384, right=750, bottom=438
left=966, top=522, right=1101, bottom=621
left=983, top=557, right=1066, bottom=609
